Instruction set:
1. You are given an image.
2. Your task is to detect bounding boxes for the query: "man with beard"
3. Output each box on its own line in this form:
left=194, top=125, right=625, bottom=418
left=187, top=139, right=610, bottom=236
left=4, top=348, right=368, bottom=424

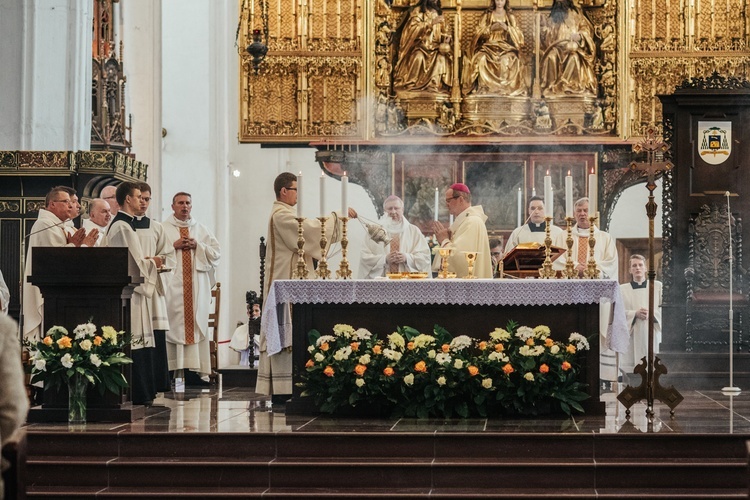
left=359, top=195, right=431, bottom=278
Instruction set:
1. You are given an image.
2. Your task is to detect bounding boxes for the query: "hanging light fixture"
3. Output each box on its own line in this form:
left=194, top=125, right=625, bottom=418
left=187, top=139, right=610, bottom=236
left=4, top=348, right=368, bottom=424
left=246, top=0, right=269, bottom=74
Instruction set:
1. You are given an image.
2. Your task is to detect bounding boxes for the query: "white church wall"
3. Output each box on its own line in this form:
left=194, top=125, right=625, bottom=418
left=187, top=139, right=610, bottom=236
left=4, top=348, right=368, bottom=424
left=608, top=179, right=663, bottom=241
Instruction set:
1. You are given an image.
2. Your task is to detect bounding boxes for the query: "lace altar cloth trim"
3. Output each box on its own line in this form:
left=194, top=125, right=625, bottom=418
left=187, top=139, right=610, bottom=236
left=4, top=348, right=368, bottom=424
left=261, top=279, right=629, bottom=356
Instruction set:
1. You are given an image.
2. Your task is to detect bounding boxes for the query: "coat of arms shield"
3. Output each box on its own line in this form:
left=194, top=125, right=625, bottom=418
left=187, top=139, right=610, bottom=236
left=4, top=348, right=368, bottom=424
left=698, top=121, right=731, bottom=165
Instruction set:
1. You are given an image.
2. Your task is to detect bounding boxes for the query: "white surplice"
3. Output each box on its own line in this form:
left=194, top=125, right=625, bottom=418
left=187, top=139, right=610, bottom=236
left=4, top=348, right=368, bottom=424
left=620, top=280, right=662, bottom=373
left=358, top=216, right=431, bottom=278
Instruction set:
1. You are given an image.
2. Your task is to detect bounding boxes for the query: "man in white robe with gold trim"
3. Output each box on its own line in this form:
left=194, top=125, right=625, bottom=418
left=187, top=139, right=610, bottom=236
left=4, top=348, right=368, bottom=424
left=620, top=254, right=662, bottom=376
left=258, top=172, right=355, bottom=404
left=359, top=195, right=431, bottom=278
left=162, top=192, right=221, bottom=383
left=431, top=183, right=492, bottom=279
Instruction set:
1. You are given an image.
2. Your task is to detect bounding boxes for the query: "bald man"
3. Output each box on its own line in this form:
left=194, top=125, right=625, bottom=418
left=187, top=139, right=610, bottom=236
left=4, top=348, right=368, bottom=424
left=101, top=185, right=119, bottom=214
left=82, top=198, right=112, bottom=246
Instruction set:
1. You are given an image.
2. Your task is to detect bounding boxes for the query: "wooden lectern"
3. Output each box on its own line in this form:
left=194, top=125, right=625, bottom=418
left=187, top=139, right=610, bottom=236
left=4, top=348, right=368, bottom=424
left=26, top=247, right=146, bottom=422
left=503, top=243, right=565, bottom=278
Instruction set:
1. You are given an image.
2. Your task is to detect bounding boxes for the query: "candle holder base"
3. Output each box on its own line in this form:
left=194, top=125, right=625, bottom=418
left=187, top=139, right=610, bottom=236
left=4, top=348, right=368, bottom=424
left=336, top=217, right=352, bottom=279
left=316, top=217, right=331, bottom=279
left=563, top=216, right=577, bottom=279
left=292, top=217, right=309, bottom=280
left=538, top=217, right=556, bottom=279
left=583, top=216, right=600, bottom=279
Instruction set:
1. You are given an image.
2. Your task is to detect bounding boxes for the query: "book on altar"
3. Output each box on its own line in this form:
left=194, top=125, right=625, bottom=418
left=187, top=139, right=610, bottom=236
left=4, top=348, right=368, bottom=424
left=502, top=242, right=565, bottom=274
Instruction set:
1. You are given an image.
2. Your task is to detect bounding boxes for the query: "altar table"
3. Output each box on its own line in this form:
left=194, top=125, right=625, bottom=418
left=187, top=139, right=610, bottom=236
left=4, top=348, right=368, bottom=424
left=261, top=279, right=629, bottom=414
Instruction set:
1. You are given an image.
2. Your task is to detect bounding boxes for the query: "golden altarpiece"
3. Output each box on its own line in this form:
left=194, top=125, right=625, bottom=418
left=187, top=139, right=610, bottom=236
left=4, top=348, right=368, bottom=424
left=238, top=0, right=750, bottom=232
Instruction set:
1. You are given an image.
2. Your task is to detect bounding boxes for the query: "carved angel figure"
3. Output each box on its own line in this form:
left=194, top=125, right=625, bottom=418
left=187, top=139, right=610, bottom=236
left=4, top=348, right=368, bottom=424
left=462, top=0, right=527, bottom=96
left=393, top=0, right=452, bottom=95
left=540, top=0, right=597, bottom=97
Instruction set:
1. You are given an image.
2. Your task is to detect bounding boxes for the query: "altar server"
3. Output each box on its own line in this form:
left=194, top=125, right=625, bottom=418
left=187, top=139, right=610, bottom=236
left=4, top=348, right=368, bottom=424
left=620, top=254, right=662, bottom=375
left=162, top=192, right=221, bottom=385
left=431, top=183, right=492, bottom=278
left=505, top=196, right=563, bottom=252
left=359, top=195, right=431, bottom=278
left=103, top=182, right=162, bottom=405
left=258, top=172, right=355, bottom=404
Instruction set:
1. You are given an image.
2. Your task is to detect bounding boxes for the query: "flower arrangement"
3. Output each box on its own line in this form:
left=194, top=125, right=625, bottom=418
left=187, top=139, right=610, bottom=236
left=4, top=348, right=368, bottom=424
left=303, top=321, right=591, bottom=418
left=25, top=322, right=133, bottom=395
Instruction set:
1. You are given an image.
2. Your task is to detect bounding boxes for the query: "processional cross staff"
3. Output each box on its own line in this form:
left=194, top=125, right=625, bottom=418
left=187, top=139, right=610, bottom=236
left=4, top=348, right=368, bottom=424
left=617, top=128, right=684, bottom=417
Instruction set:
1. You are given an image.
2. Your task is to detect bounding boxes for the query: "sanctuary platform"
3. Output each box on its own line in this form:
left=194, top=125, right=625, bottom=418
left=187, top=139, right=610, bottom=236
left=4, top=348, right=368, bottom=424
left=19, top=385, right=750, bottom=499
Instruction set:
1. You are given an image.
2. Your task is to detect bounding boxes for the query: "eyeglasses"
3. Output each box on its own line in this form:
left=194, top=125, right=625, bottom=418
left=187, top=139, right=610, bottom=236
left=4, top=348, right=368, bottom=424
left=285, top=187, right=298, bottom=191
left=491, top=252, right=502, bottom=257
left=51, top=199, right=73, bottom=205
left=103, top=196, right=116, bottom=200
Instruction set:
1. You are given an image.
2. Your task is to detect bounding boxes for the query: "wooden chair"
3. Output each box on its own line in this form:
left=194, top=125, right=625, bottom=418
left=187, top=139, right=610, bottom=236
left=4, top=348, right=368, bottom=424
left=208, top=282, right=221, bottom=384
left=2, top=427, right=27, bottom=500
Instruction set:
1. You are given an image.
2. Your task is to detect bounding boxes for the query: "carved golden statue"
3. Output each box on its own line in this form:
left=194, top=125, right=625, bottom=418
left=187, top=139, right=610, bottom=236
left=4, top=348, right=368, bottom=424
left=462, top=0, right=527, bottom=97
left=540, top=0, right=597, bottom=97
left=393, top=0, right=452, bottom=96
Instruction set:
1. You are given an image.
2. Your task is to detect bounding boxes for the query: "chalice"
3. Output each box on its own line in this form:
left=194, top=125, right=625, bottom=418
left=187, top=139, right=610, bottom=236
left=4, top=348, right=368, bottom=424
left=463, top=251, right=479, bottom=279
left=437, top=247, right=453, bottom=279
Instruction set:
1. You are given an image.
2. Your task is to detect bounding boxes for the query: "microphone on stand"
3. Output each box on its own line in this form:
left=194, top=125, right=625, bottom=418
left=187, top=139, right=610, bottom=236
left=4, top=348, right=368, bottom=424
left=723, top=191, right=741, bottom=393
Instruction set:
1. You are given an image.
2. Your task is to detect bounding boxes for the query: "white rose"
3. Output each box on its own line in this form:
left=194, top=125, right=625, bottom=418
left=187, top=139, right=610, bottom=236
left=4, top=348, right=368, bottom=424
left=453, top=359, right=464, bottom=369
left=481, top=378, right=493, bottom=389
left=404, top=373, right=414, bottom=386
left=314, top=353, right=325, bottom=362
left=90, top=353, right=102, bottom=367
left=307, top=345, right=315, bottom=353
left=34, top=359, right=47, bottom=371
left=359, top=354, right=371, bottom=365
left=61, top=353, right=74, bottom=369
left=427, top=349, right=436, bottom=359
left=79, top=339, right=93, bottom=351
left=437, top=376, right=446, bottom=386
left=355, top=378, right=365, bottom=388
left=524, top=372, right=534, bottom=381
left=550, top=345, right=560, bottom=354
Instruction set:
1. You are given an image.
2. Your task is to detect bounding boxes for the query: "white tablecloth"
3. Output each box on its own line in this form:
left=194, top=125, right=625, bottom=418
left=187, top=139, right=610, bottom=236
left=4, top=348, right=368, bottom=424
left=260, top=279, right=629, bottom=356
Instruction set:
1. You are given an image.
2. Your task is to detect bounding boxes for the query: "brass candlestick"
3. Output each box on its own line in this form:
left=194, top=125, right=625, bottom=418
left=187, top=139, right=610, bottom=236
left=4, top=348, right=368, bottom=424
left=292, top=217, right=309, bottom=279
left=437, top=247, right=453, bottom=278
left=316, top=216, right=331, bottom=279
left=563, top=216, right=577, bottom=279
left=463, top=251, right=478, bottom=279
left=538, top=216, right=556, bottom=279
left=583, top=215, right=600, bottom=279
left=336, top=216, right=352, bottom=279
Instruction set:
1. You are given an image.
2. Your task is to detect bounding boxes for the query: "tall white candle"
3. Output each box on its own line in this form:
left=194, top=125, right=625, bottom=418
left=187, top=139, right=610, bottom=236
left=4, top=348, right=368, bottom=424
left=297, top=171, right=303, bottom=218
left=544, top=171, right=553, bottom=218
left=319, top=171, right=326, bottom=216
left=517, top=187, right=522, bottom=227
left=449, top=214, right=454, bottom=226
left=532, top=187, right=536, bottom=197
left=341, top=171, right=348, bottom=214
left=434, top=187, right=439, bottom=221
left=588, top=170, right=597, bottom=217
left=565, top=171, right=573, bottom=218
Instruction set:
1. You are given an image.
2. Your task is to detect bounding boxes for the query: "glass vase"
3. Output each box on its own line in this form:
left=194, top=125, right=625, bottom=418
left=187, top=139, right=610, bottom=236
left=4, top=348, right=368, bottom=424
left=67, top=374, right=88, bottom=425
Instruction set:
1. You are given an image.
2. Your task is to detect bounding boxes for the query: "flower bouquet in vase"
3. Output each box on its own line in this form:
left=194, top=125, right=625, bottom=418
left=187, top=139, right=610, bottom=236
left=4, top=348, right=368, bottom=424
left=25, top=322, right=133, bottom=424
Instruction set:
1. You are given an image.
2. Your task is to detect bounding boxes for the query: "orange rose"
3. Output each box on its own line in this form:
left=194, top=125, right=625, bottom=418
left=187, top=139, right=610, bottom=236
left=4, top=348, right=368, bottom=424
left=414, top=360, right=427, bottom=373
left=539, top=364, right=549, bottom=374
left=494, top=343, right=504, bottom=352
left=566, top=344, right=577, bottom=354
left=441, top=344, right=450, bottom=353
left=544, top=338, right=554, bottom=347
left=561, top=361, right=571, bottom=371
left=350, top=342, right=360, bottom=351
left=372, top=345, right=382, bottom=355
left=306, top=359, right=315, bottom=368
left=56, top=336, right=72, bottom=349
left=42, top=336, right=53, bottom=347
left=323, top=366, right=335, bottom=377
left=467, top=365, right=479, bottom=376
left=478, top=341, right=487, bottom=350
left=354, top=364, right=367, bottom=376
left=407, top=341, right=415, bottom=350
left=320, top=342, right=330, bottom=352
left=526, top=338, right=534, bottom=346
left=502, top=363, right=514, bottom=375
left=93, top=336, right=103, bottom=346
left=383, top=367, right=394, bottom=377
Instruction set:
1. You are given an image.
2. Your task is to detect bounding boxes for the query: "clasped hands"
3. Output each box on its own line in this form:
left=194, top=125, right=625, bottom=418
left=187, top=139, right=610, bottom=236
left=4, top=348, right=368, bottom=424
left=67, top=227, right=99, bottom=247
left=431, top=220, right=451, bottom=245
left=386, top=252, right=406, bottom=265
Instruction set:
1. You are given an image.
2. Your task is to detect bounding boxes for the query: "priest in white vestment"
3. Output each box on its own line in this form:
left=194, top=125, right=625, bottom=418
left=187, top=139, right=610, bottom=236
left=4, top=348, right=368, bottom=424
left=103, top=182, right=162, bottom=405
left=22, top=187, right=98, bottom=342
left=82, top=198, right=112, bottom=246
left=431, top=183, right=492, bottom=278
left=162, top=192, right=221, bottom=383
left=359, top=195, right=431, bottom=278
left=620, top=254, right=662, bottom=375
left=0, top=270, right=10, bottom=315
left=258, top=172, right=355, bottom=403
left=135, top=183, right=175, bottom=393
left=552, top=197, right=618, bottom=279
left=505, top=196, right=563, bottom=252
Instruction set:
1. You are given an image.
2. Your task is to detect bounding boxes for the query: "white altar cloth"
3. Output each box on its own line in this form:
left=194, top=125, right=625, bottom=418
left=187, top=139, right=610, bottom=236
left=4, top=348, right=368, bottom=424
left=260, top=279, right=629, bottom=357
